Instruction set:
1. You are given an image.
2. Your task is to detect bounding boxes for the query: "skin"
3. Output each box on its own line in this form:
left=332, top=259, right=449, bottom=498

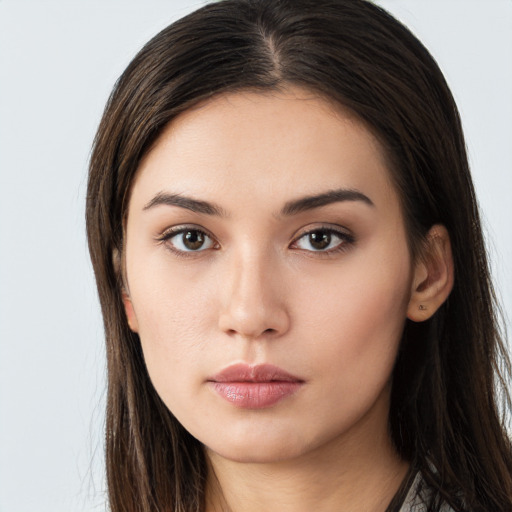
left=122, top=88, right=453, bottom=512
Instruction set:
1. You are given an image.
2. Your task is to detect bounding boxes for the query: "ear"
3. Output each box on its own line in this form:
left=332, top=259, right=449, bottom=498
left=113, top=248, right=139, bottom=332
left=407, top=224, right=454, bottom=322
left=122, top=290, right=139, bottom=332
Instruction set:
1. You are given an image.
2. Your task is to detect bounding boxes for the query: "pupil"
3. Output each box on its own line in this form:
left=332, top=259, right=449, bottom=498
left=184, top=230, right=204, bottom=250
left=309, top=231, right=331, bottom=250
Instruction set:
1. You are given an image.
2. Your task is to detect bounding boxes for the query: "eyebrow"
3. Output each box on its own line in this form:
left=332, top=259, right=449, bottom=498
left=143, top=187, right=374, bottom=217
left=143, top=192, right=226, bottom=216
left=280, top=188, right=374, bottom=216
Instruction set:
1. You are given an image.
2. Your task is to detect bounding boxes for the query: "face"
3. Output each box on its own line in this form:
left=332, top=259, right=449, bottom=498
left=123, top=88, right=417, bottom=464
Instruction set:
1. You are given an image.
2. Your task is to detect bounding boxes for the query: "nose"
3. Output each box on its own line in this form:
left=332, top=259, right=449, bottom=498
left=217, top=248, right=290, bottom=340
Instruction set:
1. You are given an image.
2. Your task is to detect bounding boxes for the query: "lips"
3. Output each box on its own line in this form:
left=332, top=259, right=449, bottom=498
left=207, top=363, right=304, bottom=409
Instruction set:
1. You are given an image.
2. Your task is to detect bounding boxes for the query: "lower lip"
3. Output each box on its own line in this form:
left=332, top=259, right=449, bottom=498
left=210, top=381, right=302, bottom=409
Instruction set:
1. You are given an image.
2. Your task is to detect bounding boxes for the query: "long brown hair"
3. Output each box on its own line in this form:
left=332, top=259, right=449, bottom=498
left=86, top=1, right=512, bottom=510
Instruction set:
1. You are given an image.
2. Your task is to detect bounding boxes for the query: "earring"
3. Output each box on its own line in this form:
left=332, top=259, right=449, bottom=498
left=418, top=304, right=427, bottom=311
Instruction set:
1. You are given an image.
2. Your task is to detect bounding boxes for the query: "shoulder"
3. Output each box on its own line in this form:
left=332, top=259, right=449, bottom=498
left=399, top=473, right=456, bottom=512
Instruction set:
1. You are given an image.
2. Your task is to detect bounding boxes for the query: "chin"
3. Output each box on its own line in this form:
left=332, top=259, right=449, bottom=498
left=203, top=429, right=312, bottom=464
left=208, top=444, right=304, bottom=464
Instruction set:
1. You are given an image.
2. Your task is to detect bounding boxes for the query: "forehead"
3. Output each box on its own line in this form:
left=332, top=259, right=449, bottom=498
left=130, top=87, right=398, bottom=214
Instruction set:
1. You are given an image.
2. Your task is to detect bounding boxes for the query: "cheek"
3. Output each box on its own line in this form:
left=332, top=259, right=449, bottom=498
left=294, top=248, right=412, bottom=378
left=129, top=246, right=213, bottom=336
left=136, top=302, right=209, bottom=423
left=127, top=255, right=221, bottom=401
left=137, top=290, right=210, bottom=364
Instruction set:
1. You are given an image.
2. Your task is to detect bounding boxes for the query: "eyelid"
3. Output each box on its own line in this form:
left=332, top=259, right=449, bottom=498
left=291, top=223, right=354, bottom=240
left=289, top=224, right=355, bottom=253
left=155, top=223, right=354, bottom=256
left=157, top=223, right=212, bottom=239
left=156, top=224, right=219, bottom=255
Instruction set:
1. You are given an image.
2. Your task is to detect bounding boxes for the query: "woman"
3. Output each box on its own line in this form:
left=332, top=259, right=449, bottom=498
left=86, top=0, right=512, bottom=510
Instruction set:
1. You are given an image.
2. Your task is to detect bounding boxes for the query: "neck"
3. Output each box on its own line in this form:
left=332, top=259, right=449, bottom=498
left=205, top=397, right=409, bottom=512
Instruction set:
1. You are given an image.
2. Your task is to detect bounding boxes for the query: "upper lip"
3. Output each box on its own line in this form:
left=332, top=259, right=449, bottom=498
left=208, top=363, right=303, bottom=383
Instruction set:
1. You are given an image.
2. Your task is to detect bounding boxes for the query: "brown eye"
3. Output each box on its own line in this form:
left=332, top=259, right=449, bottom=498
left=308, top=230, right=331, bottom=250
left=183, top=230, right=206, bottom=250
left=165, top=228, right=215, bottom=252
left=294, top=228, right=352, bottom=253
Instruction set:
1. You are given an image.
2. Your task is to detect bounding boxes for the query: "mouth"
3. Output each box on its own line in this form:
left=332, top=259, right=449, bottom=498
left=207, top=363, right=304, bottom=409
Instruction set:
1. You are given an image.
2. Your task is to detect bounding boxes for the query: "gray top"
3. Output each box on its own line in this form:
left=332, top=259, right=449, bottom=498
left=399, top=473, right=456, bottom=512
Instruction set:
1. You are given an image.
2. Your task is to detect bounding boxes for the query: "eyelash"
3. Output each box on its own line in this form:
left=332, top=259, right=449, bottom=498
left=156, top=225, right=355, bottom=257
left=290, top=227, right=355, bottom=256
left=157, top=225, right=218, bottom=257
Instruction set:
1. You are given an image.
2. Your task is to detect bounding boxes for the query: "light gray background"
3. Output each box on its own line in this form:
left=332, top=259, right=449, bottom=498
left=0, top=1, right=511, bottom=510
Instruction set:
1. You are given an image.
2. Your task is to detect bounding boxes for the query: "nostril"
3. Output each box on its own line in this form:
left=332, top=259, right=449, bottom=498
left=217, top=297, right=290, bottom=339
